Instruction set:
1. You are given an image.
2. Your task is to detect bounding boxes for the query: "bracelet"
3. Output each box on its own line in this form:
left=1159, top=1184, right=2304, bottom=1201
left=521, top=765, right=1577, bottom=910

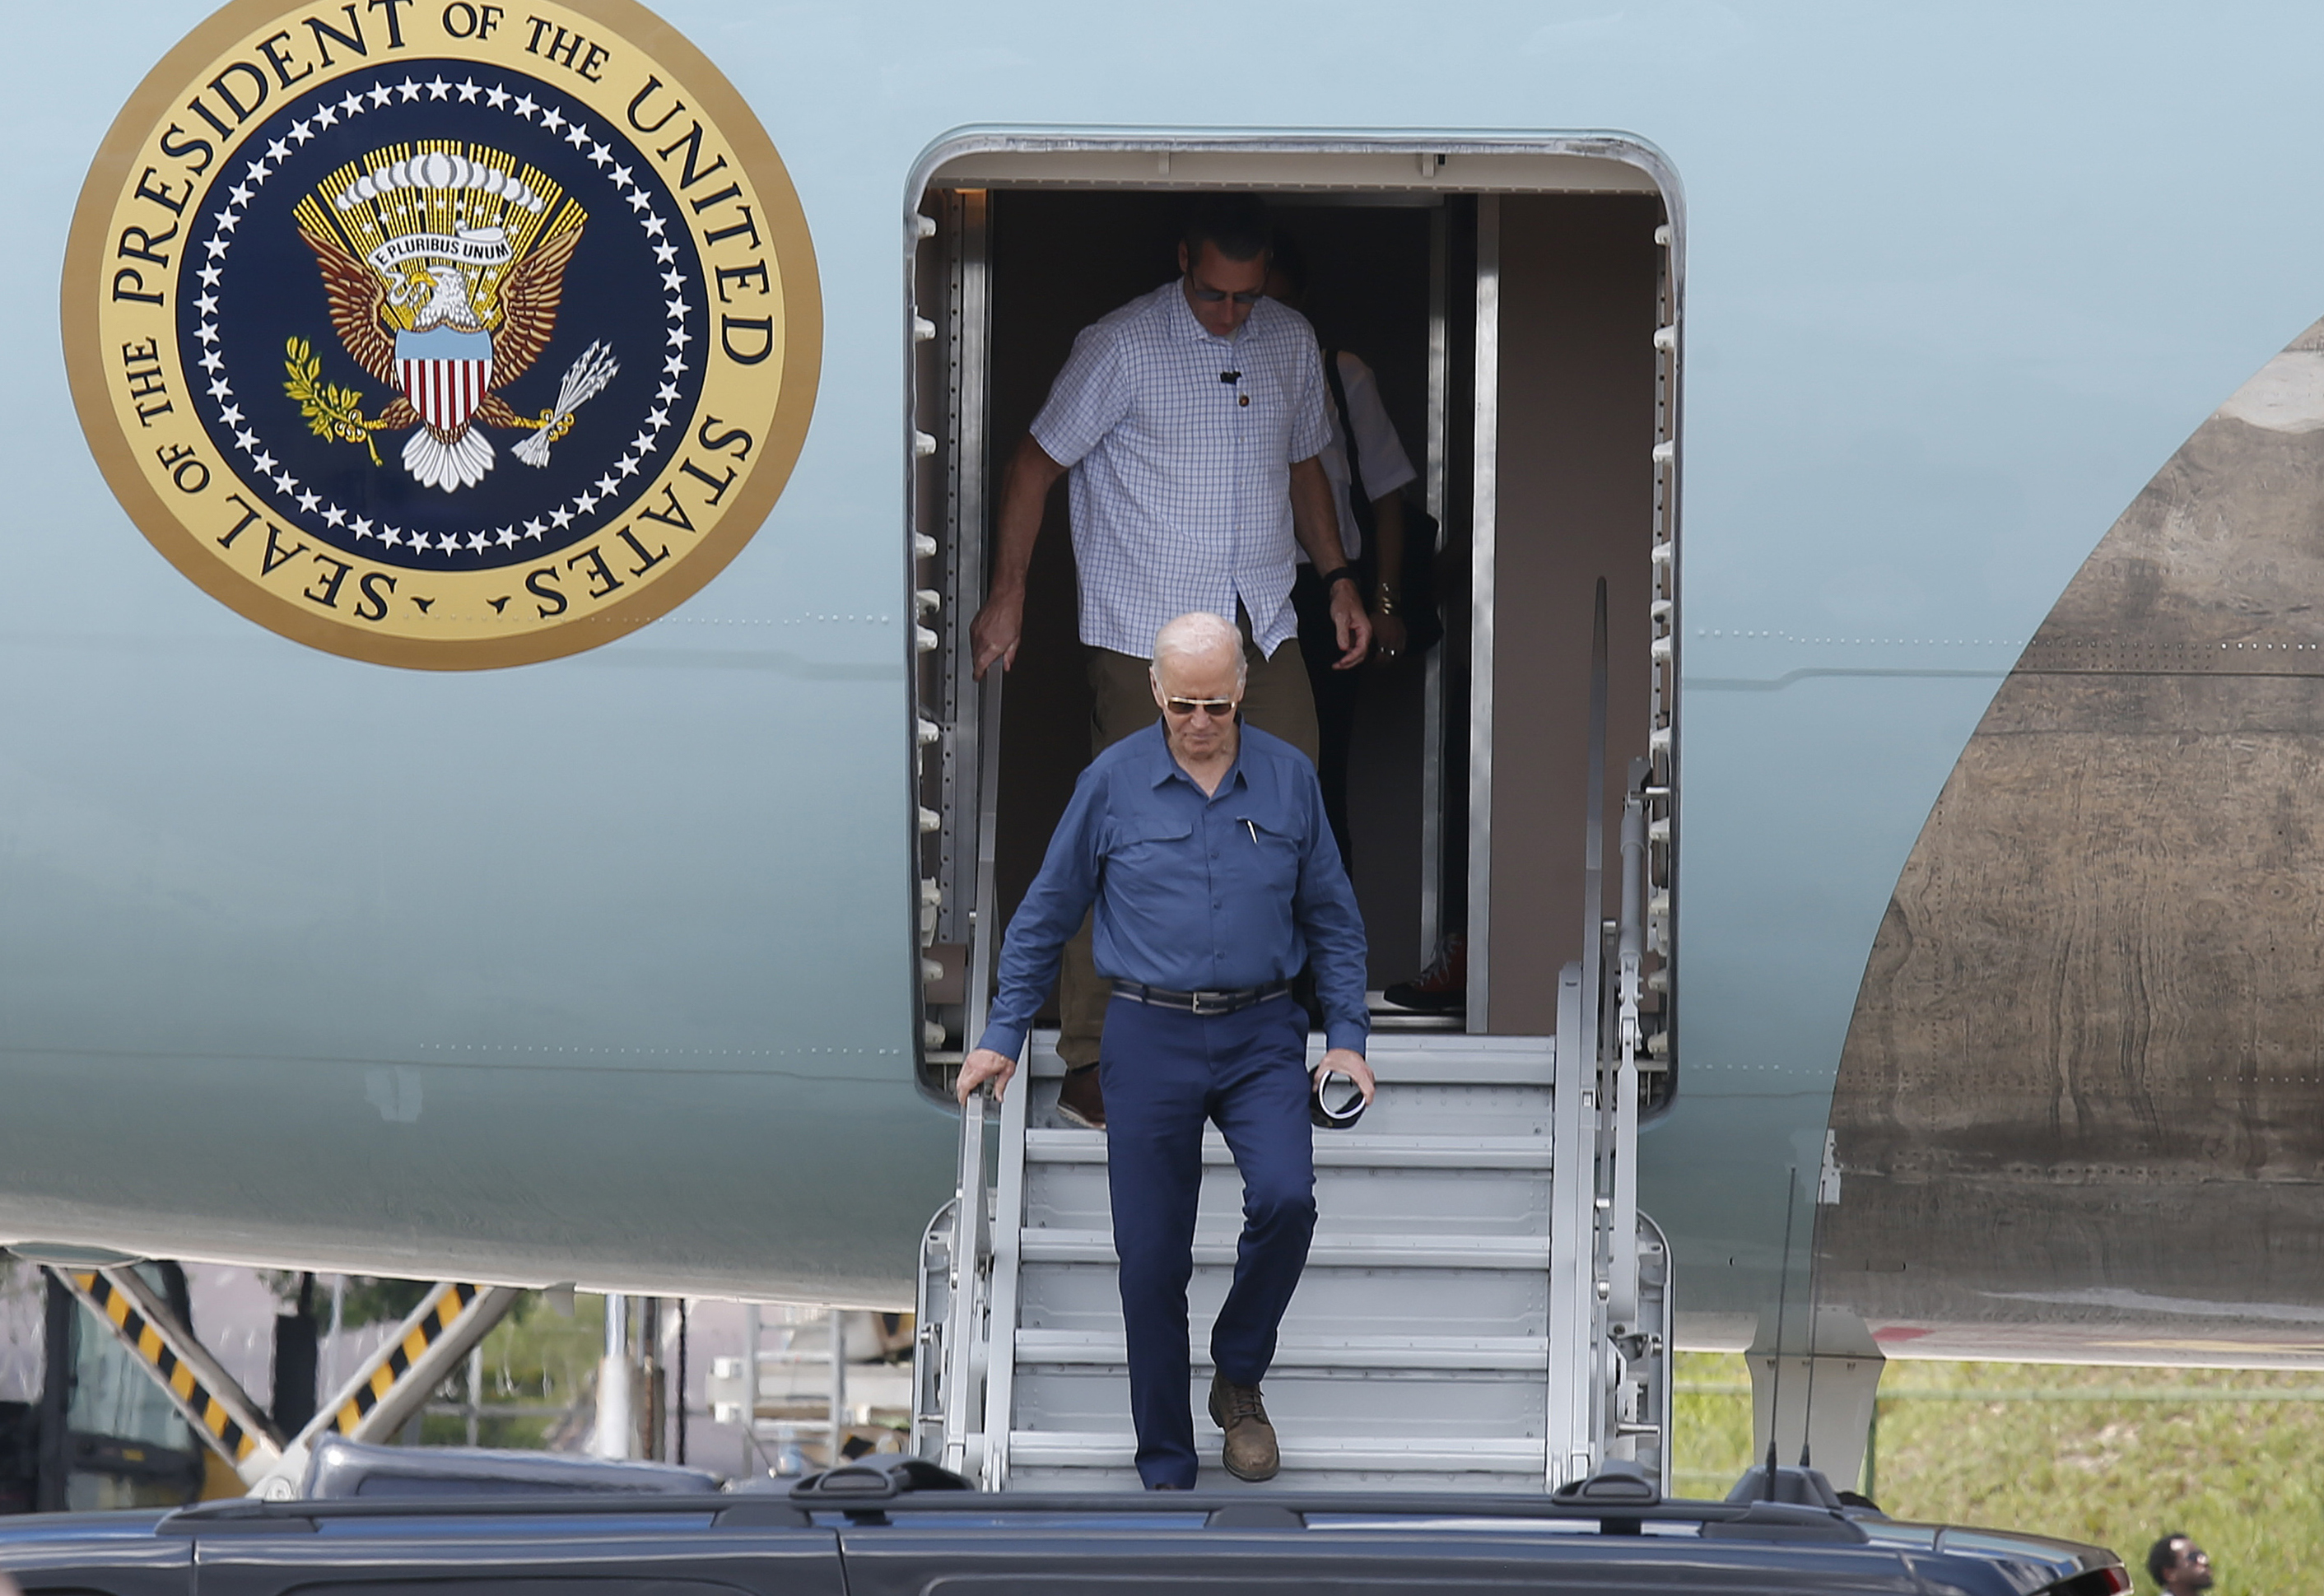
left=1322, top=566, right=1361, bottom=594
left=1372, top=582, right=1399, bottom=617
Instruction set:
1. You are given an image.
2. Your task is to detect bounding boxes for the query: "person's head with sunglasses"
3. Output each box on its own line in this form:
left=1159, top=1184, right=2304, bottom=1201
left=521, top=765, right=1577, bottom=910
left=1177, top=194, right=1272, bottom=339
left=1148, top=611, right=1247, bottom=773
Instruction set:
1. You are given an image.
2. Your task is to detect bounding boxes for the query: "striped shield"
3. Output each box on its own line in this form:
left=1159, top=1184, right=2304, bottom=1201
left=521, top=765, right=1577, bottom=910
left=394, top=326, right=495, bottom=433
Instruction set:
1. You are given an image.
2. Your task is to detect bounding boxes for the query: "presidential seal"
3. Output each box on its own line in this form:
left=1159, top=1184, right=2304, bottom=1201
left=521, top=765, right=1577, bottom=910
left=64, top=0, right=819, bottom=668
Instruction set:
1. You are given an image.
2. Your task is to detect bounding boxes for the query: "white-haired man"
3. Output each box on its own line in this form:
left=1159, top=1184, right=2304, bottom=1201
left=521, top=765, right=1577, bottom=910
left=959, top=612, right=1374, bottom=1490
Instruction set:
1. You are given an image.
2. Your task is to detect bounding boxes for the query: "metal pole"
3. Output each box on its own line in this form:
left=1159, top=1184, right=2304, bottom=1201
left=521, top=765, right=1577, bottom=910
left=35, top=1272, right=72, bottom=1512
left=322, top=1274, right=345, bottom=1400
left=640, top=1297, right=662, bottom=1461
left=464, top=1345, right=482, bottom=1447
left=741, top=1302, right=759, bottom=1478
left=675, top=1300, right=689, bottom=1468
left=592, top=1292, right=631, bottom=1460
left=1419, top=201, right=1448, bottom=963
left=1580, top=580, right=1608, bottom=1077
left=827, top=1309, right=845, bottom=1465
left=1466, top=194, right=1501, bottom=1030
left=1863, top=1398, right=1879, bottom=1501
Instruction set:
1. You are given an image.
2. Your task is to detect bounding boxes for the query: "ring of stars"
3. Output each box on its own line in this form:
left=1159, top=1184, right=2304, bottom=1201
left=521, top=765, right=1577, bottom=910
left=191, top=72, right=696, bottom=564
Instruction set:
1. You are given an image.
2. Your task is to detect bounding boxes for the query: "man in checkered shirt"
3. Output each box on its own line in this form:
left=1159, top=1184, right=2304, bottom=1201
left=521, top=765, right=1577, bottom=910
left=970, top=196, right=1372, bottom=1125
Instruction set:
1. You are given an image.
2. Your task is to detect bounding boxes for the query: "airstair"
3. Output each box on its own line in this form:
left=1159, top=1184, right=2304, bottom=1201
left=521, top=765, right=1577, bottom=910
left=915, top=577, right=1673, bottom=1492
left=917, top=807, right=1670, bottom=1488
left=917, top=1015, right=1667, bottom=1492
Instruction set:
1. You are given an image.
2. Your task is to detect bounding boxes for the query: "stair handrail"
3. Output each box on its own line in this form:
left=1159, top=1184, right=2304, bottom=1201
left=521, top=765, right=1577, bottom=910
left=976, top=1044, right=1032, bottom=1489
left=938, top=1091, right=991, bottom=1477
left=940, top=667, right=1010, bottom=1478
left=1547, top=961, right=1594, bottom=1487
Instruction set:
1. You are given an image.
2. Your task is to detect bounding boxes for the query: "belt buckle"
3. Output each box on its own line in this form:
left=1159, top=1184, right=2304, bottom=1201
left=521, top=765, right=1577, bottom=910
left=1190, top=989, right=1231, bottom=1016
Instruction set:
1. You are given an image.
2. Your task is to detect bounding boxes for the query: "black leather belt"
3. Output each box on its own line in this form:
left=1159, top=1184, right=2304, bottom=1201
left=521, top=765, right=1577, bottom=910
left=1110, top=979, right=1292, bottom=1017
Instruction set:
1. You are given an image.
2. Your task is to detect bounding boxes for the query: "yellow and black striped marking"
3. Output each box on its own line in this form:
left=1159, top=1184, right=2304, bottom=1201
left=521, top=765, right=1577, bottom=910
left=68, top=1270, right=259, bottom=1463
left=330, top=1283, right=480, bottom=1435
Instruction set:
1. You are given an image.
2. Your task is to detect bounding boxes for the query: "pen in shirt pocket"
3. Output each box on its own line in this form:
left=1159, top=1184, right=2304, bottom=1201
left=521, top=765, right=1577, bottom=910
left=1244, top=819, right=1258, bottom=844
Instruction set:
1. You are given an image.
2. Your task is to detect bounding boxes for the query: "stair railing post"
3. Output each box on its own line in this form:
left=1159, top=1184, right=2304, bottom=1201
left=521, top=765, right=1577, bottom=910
left=940, top=1090, right=990, bottom=1477
left=1547, top=961, right=1594, bottom=1487
left=941, top=666, right=1008, bottom=1478
left=976, top=1040, right=1032, bottom=1490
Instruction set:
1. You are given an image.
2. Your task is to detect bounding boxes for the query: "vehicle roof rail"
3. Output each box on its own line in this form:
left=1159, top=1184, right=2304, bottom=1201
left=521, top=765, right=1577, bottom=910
left=1553, top=1460, right=1660, bottom=1507
left=158, top=1491, right=734, bottom=1533
left=158, top=1487, right=1865, bottom=1544
left=761, top=1488, right=1872, bottom=1539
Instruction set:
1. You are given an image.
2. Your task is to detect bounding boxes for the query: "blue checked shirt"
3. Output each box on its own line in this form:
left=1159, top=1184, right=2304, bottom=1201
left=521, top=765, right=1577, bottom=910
left=1030, top=282, right=1334, bottom=659
left=977, top=722, right=1371, bottom=1062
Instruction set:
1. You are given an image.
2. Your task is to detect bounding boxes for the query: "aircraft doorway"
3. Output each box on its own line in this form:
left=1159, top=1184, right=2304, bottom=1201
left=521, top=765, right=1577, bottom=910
left=906, top=142, right=1678, bottom=1091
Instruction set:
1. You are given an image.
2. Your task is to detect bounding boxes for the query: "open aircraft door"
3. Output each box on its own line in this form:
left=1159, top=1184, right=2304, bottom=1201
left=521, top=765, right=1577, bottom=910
left=897, top=137, right=1678, bottom=1088
left=896, top=135, right=1682, bottom=1491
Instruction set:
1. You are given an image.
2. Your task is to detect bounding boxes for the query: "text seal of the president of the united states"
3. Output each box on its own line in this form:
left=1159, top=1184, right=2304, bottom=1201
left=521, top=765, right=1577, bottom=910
left=65, top=0, right=821, bottom=668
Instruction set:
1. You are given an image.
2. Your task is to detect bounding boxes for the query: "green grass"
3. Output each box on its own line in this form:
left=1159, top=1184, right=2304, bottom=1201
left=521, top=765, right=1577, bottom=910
left=1674, top=1352, right=2324, bottom=1596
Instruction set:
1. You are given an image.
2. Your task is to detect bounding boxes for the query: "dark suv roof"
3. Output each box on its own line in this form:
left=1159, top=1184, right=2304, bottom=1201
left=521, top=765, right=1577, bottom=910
left=0, top=1460, right=2126, bottom=1596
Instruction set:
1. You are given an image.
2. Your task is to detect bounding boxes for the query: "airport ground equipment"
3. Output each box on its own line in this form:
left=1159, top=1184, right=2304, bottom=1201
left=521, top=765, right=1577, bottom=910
left=0, top=1449, right=2129, bottom=1596
left=919, top=1016, right=1670, bottom=1491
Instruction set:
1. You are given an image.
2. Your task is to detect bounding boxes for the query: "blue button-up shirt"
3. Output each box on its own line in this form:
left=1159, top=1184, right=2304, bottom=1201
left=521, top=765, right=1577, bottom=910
left=978, top=722, right=1369, bottom=1062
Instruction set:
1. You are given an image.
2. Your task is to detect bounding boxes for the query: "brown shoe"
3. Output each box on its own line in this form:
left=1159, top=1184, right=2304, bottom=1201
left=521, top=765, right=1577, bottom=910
left=1208, top=1372, right=1280, bottom=1482
left=1057, top=1064, right=1106, bottom=1130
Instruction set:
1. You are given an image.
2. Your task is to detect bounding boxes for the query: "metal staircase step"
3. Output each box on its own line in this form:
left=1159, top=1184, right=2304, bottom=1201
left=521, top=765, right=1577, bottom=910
left=1015, top=1328, right=1550, bottom=1370
left=1004, top=1431, right=1546, bottom=1473
left=1022, top=1030, right=1553, bottom=1087
left=1018, top=1229, right=1551, bottom=1268
left=1026, top=1167, right=1553, bottom=1238
left=1009, top=1361, right=1552, bottom=1448
left=1024, top=1129, right=1553, bottom=1170
left=1018, top=1265, right=1549, bottom=1339
left=925, top=997, right=1669, bottom=1494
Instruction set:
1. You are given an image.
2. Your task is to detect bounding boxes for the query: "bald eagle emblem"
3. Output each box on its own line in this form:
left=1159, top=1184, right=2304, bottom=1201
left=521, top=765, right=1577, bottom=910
left=286, top=144, right=617, bottom=491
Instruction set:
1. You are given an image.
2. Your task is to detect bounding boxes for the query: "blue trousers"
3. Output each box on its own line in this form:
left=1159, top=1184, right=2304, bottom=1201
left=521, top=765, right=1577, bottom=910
left=1098, top=992, right=1316, bottom=1488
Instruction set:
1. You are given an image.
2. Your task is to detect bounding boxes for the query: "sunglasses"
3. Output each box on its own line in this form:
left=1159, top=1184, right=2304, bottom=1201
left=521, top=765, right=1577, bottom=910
left=1162, top=696, right=1238, bottom=719
left=1189, top=286, right=1264, bottom=305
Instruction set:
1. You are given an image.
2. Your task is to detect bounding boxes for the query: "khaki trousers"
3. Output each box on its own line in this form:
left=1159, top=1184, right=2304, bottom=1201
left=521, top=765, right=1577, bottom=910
left=1054, top=621, right=1320, bottom=1068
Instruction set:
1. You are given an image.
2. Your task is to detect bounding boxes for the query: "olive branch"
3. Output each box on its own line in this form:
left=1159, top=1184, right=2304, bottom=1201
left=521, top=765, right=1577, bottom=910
left=283, top=336, right=384, bottom=466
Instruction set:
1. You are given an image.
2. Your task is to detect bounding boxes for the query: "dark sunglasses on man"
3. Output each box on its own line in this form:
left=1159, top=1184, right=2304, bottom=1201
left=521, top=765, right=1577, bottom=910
left=1162, top=696, right=1237, bottom=719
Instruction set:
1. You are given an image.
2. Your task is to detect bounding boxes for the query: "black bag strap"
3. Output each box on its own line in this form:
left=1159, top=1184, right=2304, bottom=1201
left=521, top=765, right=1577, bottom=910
left=1321, top=348, right=1375, bottom=561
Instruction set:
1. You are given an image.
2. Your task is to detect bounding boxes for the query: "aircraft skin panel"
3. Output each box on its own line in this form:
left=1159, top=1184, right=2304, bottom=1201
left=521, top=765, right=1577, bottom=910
left=1828, top=316, right=2324, bottom=1361
left=0, top=0, right=2322, bottom=1333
